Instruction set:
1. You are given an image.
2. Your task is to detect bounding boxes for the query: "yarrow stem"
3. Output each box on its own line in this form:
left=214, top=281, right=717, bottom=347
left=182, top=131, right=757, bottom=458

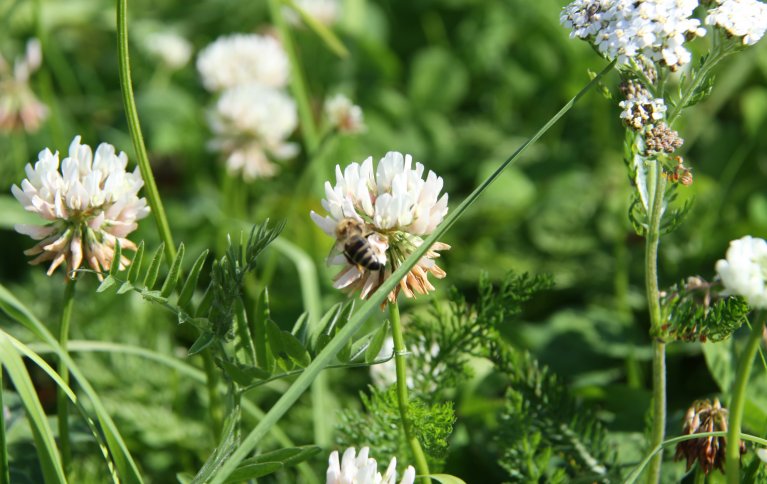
left=389, top=302, right=430, bottom=482
left=56, top=278, right=76, bottom=475
left=725, top=311, right=766, bottom=484
left=116, top=0, right=176, bottom=261
left=645, top=159, right=667, bottom=484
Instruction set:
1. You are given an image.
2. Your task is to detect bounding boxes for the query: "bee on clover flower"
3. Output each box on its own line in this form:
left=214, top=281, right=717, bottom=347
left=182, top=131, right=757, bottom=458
left=311, top=152, right=449, bottom=304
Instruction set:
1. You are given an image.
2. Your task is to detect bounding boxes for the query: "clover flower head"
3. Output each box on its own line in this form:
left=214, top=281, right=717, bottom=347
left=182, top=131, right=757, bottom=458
left=144, top=32, right=193, bottom=70
left=285, top=0, right=341, bottom=26
left=561, top=0, right=706, bottom=70
left=208, top=84, right=298, bottom=180
left=674, top=398, right=745, bottom=474
left=326, top=447, right=416, bottom=484
left=310, top=152, right=449, bottom=303
left=715, top=235, right=767, bottom=308
left=0, top=38, right=48, bottom=133
left=197, top=33, right=289, bottom=91
left=11, top=136, right=150, bottom=278
left=324, top=94, right=365, bottom=134
left=705, top=0, right=767, bottom=46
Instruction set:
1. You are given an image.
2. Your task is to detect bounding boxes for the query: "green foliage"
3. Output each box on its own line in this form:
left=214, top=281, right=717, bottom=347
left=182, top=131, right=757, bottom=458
left=661, top=278, right=749, bottom=342
left=491, top=344, right=618, bottom=483
left=336, top=387, right=455, bottom=470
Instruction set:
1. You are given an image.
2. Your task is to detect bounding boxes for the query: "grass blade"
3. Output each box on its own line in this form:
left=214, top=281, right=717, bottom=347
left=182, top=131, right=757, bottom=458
left=0, top=284, right=145, bottom=484
left=0, top=333, right=66, bottom=484
left=0, top=364, right=8, bottom=484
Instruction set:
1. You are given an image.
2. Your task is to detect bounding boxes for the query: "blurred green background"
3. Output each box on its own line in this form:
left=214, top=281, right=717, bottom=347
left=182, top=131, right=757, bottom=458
left=1, top=0, right=767, bottom=481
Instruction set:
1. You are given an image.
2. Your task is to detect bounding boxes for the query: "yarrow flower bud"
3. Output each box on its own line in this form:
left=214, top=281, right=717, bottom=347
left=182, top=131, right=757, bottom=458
left=144, top=32, right=193, bottom=70
left=311, top=152, right=449, bottom=304
left=618, top=81, right=667, bottom=130
left=326, top=447, right=416, bottom=484
left=715, top=236, right=767, bottom=308
left=208, top=84, right=299, bottom=180
left=705, top=0, right=767, bottom=46
left=561, top=0, right=706, bottom=70
left=645, top=122, right=684, bottom=154
left=674, top=398, right=745, bottom=474
left=11, top=136, right=150, bottom=278
left=0, top=39, right=48, bottom=133
left=197, top=33, right=290, bottom=91
left=324, top=94, right=366, bottom=134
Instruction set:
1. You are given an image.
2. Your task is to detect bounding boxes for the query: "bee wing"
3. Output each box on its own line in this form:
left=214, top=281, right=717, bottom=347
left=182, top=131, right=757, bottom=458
left=326, top=243, right=347, bottom=266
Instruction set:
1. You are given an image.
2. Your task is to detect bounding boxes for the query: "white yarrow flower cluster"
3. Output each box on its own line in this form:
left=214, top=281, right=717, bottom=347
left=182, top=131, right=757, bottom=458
left=705, top=0, right=767, bottom=46
left=0, top=38, right=48, bottom=133
left=325, top=94, right=365, bottom=134
left=285, top=0, right=341, bottom=26
left=197, top=34, right=289, bottom=91
left=144, top=32, right=193, bottom=70
left=715, top=236, right=767, bottom=309
left=561, top=0, right=706, bottom=70
left=326, top=447, right=416, bottom=484
left=311, top=152, right=449, bottom=303
left=208, top=85, right=299, bottom=180
left=619, top=92, right=667, bottom=130
left=11, top=136, right=150, bottom=278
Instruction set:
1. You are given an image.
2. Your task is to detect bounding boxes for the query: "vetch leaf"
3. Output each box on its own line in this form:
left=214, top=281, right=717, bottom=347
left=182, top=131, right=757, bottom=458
left=178, top=249, right=209, bottom=310
left=160, top=243, right=185, bottom=298
left=188, top=332, right=216, bottom=356
left=144, top=243, right=166, bottom=289
left=281, top=331, right=311, bottom=368
left=241, top=445, right=321, bottom=466
left=431, top=474, right=467, bottom=484
left=223, top=462, right=282, bottom=483
left=110, top=240, right=122, bottom=277
left=365, top=321, right=389, bottom=363
left=126, top=241, right=145, bottom=284
left=97, top=275, right=117, bottom=293
left=217, top=358, right=271, bottom=385
left=117, top=281, right=134, bottom=295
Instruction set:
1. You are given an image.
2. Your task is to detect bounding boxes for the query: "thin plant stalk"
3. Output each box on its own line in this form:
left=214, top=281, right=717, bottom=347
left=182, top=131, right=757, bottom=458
left=206, top=59, right=616, bottom=484
left=725, top=312, right=766, bottom=484
left=0, top=365, right=9, bottom=484
left=116, top=0, right=176, bottom=261
left=57, top=278, right=76, bottom=475
left=389, top=303, right=430, bottom=481
left=266, top=0, right=320, bottom=153
left=645, top=159, right=667, bottom=484
left=202, top=350, right=224, bottom=439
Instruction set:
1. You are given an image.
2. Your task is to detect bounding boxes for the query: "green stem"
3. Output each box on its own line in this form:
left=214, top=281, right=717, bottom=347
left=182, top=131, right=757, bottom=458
left=725, top=312, right=766, bottom=484
left=389, top=303, right=430, bottom=482
left=645, top=159, right=667, bottom=484
left=202, top=350, right=224, bottom=438
left=667, top=50, right=726, bottom=125
left=57, top=278, right=76, bottom=475
left=116, top=0, right=176, bottom=261
left=266, top=0, right=320, bottom=153
left=0, top=364, right=9, bottom=484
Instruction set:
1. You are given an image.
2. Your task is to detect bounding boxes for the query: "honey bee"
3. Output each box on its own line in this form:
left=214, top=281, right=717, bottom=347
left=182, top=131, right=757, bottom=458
left=335, top=218, right=385, bottom=271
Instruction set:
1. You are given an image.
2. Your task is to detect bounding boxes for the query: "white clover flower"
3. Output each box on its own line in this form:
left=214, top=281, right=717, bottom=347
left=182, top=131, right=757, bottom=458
left=325, top=94, right=366, bottom=134
left=310, top=152, right=449, bottom=303
left=144, top=32, right=193, bottom=70
left=208, top=84, right=299, bottom=180
left=370, top=336, right=442, bottom=391
left=715, top=236, right=767, bottom=309
left=197, top=33, right=289, bottom=91
left=326, top=447, right=416, bottom=484
left=705, top=0, right=767, bottom=46
left=11, top=136, right=149, bottom=278
left=284, top=0, right=341, bottom=26
left=0, top=38, right=48, bottom=133
left=561, top=0, right=706, bottom=70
